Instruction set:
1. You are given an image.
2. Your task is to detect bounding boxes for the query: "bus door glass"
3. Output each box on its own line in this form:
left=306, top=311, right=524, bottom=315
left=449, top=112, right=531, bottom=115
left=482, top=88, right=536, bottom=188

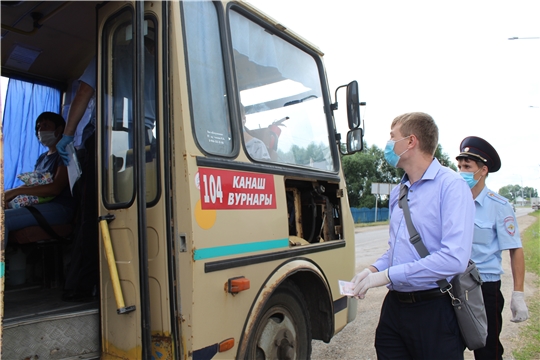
left=98, top=1, right=167, bottom=358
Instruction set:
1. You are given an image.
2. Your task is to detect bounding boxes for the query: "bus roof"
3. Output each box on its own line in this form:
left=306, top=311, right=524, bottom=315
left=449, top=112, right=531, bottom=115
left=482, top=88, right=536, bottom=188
left=1, top=1, right=99, bottom=86
left=1, top=1, right=324, bottom=86
left=240, top=1, right=325, bottom=57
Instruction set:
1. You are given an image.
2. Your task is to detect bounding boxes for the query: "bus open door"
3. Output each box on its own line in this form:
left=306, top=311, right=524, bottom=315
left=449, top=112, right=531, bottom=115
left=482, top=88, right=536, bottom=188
left=97, top=2, right=176, bottom=358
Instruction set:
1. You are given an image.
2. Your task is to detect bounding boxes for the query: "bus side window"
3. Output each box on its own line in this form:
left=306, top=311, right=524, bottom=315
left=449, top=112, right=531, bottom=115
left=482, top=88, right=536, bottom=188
left=183, top=1, right=233, bottom=157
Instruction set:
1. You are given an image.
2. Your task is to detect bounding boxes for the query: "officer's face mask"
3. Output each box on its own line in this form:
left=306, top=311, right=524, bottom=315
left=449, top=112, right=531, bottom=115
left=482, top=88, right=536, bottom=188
left=38, top=130, right=59, bottom=148
left=459, top=168, right=482, bottom=189
left=384, top=136, right=410, bottom=168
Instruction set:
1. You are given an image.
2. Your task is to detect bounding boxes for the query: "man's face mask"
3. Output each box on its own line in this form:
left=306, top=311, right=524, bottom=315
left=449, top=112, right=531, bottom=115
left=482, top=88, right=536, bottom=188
left=384, top=136, right=410, bottom=168
left=459, top=168, right=482, bottom=189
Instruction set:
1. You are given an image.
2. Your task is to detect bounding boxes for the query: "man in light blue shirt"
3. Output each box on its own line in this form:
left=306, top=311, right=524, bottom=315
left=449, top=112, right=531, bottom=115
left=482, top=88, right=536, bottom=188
left=457, top=136, right=528, bottom=360
left=55, top=57, right=99, bottom=302
left=352, top=112, right=475, bottom=359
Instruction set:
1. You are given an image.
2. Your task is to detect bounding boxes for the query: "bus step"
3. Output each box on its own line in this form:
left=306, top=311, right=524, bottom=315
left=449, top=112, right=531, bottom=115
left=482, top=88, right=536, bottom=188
left=3, top=287, right=100, bottom=360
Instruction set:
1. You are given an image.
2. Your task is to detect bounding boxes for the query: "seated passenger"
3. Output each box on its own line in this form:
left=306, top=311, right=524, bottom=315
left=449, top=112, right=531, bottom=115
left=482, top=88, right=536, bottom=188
left=3, top=112, right=76, bottom=244
left=241, top=105, right=271, bottom=160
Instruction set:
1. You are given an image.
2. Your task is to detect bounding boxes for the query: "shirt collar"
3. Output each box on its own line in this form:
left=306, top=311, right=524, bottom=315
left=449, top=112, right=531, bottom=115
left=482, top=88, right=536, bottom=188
left=475, top=185, right=488, bottom=206
left=401, top=158, right=441, bottom=186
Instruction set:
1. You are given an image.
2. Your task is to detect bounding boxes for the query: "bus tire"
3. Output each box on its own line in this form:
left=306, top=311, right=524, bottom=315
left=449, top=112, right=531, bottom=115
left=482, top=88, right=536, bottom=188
left=246, top=280, right=312, bottom=360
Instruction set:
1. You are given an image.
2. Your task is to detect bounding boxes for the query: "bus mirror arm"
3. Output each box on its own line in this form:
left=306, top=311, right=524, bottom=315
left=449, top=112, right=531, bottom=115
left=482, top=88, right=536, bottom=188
left=330, top=84, right=348, bottom=111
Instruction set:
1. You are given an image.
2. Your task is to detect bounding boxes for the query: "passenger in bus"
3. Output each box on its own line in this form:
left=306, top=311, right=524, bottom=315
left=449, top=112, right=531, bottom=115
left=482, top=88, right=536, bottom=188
left=3, top=112, right=76, bottom=245
left=241, top=105, right=271, bottom=160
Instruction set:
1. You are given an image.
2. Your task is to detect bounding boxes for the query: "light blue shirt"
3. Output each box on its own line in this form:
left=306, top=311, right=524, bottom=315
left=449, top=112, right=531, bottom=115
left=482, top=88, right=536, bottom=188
left=373, top=159, right=475, bottom=292
left=78, top=56, right=97, bottom=146
left=472, top=186, right=521, bottom=282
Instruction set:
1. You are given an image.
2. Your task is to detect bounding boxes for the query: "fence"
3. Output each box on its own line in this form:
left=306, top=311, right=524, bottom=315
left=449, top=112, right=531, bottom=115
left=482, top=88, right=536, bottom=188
left=350, top=207, right=389, bottom=223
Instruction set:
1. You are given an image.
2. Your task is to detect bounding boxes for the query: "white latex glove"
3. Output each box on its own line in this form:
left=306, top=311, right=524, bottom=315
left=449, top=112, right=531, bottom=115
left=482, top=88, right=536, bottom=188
left=510, top=291, right=529, bottom=323
left=352, top=268, right=390, bottom=299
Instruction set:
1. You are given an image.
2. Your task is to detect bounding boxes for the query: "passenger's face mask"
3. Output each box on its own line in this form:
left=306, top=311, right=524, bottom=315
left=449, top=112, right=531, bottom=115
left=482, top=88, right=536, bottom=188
left=459, top=169, right=482, bottom=189
left=38, top=130, right=59, bottom=147
left=384, top=136, right=410, bottom=168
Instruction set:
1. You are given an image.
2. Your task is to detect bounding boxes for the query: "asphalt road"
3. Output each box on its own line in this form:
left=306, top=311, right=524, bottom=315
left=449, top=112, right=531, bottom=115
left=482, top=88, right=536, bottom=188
left=311, top=208, right=537, bottom=360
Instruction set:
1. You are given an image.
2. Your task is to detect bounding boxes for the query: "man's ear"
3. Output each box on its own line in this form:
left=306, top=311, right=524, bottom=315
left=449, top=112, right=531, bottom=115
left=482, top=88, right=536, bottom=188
left=481, top=165, right=489, bottom=176
left=408, top=134, right=417, bottom=148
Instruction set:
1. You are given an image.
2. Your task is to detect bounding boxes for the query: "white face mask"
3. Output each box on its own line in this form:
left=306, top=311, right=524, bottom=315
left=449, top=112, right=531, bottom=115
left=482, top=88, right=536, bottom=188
left=38, top=131, right=59, bottom=147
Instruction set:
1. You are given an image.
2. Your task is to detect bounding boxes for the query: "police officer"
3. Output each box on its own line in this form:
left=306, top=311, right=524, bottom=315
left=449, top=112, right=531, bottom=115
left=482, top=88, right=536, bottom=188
left=457, top=136, right=529, bottom=360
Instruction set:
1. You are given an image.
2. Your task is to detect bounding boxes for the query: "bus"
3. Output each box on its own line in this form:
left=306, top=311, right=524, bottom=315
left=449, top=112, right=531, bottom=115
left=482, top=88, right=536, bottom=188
left=1, top=1, right=364, bottom=359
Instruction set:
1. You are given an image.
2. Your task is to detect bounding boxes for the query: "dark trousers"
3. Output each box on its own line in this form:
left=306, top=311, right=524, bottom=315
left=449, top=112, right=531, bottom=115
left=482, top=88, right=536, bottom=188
left=64, top=133, right=99, bottom=293
left=375, top=290, right=465, bottom=360
left=474, top=281, right=504, bottom=360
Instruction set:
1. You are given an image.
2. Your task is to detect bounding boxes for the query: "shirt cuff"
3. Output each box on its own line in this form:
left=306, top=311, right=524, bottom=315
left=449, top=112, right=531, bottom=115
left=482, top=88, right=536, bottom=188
left=387, top=264, right=408, bottom=286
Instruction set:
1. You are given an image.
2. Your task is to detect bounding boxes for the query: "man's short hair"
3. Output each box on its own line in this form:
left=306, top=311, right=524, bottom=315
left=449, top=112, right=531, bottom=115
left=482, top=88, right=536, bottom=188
left=391, top=112, right=438, bottom=155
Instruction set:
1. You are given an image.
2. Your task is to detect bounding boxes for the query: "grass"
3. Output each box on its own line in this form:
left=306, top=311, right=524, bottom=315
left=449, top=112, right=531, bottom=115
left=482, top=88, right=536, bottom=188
left=353, top=211, right=540, bottom=357
left=513, top=210, right=540, bottom=360
left=354, top=220, right=389, bottom=228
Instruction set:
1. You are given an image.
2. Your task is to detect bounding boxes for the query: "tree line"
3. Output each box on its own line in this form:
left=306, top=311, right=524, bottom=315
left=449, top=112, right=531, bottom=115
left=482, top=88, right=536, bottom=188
left=498, top=185, right=538, bottom=203
left=342, top=142, right=538, bottom=208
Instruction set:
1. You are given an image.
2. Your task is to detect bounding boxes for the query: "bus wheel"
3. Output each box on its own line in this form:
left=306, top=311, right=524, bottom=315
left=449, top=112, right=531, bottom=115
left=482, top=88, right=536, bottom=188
left=246, top=281, right=312, bottom=360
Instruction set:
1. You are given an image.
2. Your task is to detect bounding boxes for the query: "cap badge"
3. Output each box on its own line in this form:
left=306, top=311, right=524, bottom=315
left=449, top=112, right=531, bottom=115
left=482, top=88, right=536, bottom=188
left=464, top=147, right=470, bottom=152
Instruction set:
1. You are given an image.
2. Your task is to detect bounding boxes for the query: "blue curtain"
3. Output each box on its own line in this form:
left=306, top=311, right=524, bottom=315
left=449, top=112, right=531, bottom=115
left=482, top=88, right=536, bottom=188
left=3, top=79, right=61, bottom=189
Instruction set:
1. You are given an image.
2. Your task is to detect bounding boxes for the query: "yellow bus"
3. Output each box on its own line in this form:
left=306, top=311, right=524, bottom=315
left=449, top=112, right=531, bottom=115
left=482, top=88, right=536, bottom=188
left=1, top=1, right=364, bottom=359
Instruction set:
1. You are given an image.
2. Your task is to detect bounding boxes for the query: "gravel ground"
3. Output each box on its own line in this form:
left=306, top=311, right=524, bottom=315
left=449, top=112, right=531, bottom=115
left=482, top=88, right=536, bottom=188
left=311, top=214, right=538, bottom=360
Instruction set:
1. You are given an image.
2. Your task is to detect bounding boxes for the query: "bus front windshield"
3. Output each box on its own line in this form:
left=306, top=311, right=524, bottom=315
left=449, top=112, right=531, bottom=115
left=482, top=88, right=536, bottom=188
left=229, top=10, right=336, bottom=171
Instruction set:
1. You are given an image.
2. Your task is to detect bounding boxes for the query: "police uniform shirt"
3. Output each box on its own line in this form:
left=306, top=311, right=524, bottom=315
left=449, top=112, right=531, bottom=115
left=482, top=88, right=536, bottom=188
left=472, top=185, right=522, bottom=282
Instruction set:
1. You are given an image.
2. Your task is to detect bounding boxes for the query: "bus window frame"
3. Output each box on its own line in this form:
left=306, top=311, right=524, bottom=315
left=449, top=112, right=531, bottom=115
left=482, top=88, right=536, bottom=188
left=226, top=3, right=340, bottom=174
left=180, top=1, right=240, bottom=159
left=181, top=2, right=340, bottom=175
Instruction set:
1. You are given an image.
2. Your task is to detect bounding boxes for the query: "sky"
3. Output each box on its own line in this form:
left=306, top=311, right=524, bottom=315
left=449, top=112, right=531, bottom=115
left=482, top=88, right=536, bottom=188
left=248, top=0, right=540, bottom=195
left=1, top=1, right=538, bottom=195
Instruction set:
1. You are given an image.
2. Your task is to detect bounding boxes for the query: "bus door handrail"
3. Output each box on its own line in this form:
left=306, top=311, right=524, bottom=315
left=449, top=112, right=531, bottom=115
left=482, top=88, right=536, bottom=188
left=99, top=214, right=136, bottom=314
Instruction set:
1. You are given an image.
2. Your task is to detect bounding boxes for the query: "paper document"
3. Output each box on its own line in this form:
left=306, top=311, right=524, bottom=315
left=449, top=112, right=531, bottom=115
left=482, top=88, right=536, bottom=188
left=338, top=280, right=356, bottom=297
left=66, top=142, right=82, bottom=194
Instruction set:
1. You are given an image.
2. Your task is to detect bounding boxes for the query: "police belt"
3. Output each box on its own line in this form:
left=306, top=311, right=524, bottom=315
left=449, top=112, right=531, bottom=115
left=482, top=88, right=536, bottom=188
left=390, top=288, right=446, bottom=303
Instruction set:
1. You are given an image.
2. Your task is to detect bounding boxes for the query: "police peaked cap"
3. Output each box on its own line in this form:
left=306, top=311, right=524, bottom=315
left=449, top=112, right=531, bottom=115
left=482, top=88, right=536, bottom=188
left=456, top=136, right=501, bottom=173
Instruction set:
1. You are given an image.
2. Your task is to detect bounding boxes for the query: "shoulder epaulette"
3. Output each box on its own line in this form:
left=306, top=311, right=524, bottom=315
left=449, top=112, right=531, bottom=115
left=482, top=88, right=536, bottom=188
left=486, top=191, right=507, bottom=205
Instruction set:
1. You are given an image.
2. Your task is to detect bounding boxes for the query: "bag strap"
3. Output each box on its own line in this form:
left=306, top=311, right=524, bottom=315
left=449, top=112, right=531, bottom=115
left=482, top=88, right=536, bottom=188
left=25, top=206, right=70, bottom=242
left=398, top=184, right=451, bottom=291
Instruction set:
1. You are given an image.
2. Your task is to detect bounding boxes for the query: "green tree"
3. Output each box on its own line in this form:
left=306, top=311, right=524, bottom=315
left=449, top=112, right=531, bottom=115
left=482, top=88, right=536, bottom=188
left=499, top=185, right=520, bottom=202
left=523, top=186, right=538, bottom=199
left=280, top=142, right=328, bottom=166
left=434, top=144, right=457, bottom=171
left=343, top=142, right=458, bottom=208
left=342, top=142, right=402, bottom=208
left=499, top=184, right=538, bottom=202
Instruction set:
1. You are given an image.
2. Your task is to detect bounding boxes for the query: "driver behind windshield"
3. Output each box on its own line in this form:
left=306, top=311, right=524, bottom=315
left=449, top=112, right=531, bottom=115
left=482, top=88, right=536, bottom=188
left=241, top=105, right=271, bottom=160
